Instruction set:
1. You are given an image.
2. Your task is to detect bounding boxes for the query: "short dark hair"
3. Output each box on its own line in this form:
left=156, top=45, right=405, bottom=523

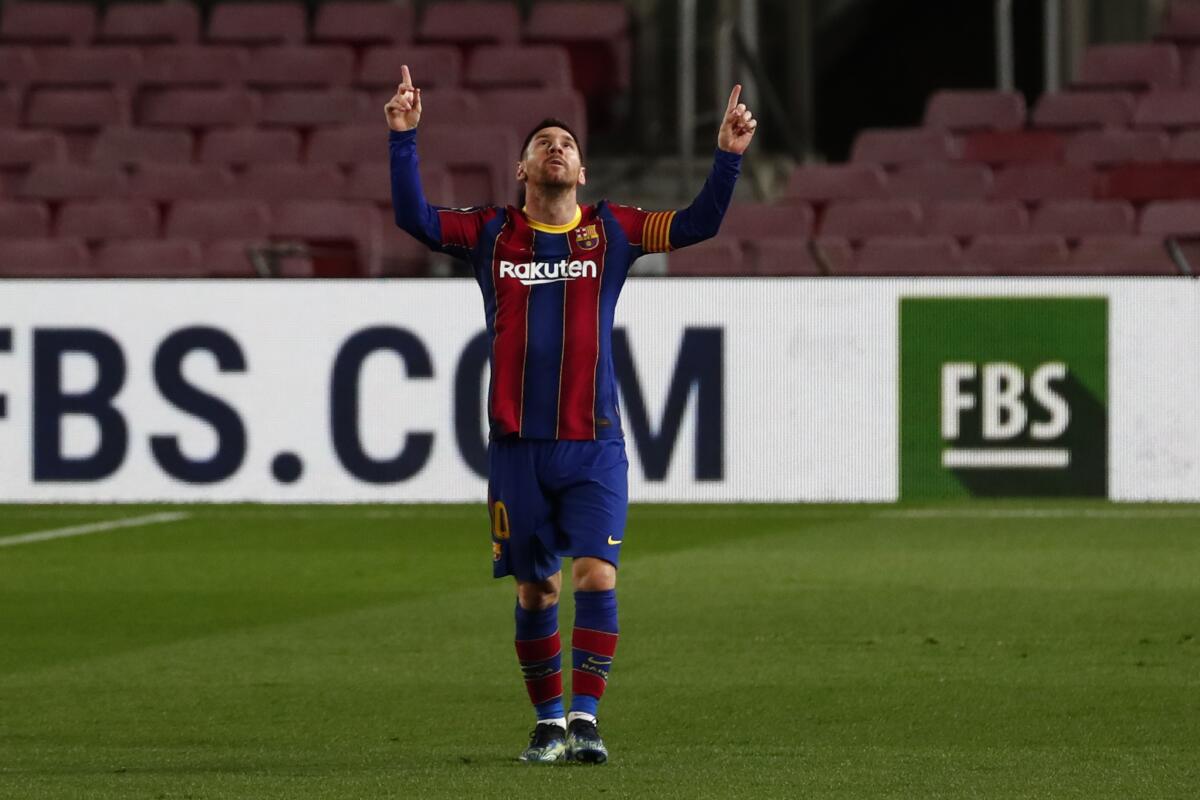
left=520, top=118, right=582, bottom=158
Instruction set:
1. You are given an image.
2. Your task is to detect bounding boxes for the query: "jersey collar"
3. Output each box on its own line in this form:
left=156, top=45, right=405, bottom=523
left=522, top=205, right=582, bottom=234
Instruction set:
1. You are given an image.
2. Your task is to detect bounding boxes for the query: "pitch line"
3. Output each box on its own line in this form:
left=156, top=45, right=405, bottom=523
left=0, top=511, right=190, bottom=548
left=877, top=508, right=1200, bottom=520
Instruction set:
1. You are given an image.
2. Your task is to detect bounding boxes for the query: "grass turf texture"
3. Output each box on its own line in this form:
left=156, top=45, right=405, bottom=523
left=1, top=503, right=1198, bottom=799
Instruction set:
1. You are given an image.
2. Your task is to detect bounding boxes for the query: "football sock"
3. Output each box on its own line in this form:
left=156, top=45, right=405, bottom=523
left=570, top=589, right=619, bottom=717
left=514, top=602, right=564, bottom=722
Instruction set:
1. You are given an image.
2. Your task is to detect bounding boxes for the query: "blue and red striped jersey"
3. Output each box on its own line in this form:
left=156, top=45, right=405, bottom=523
left=390, top=128, right=740, bottom=440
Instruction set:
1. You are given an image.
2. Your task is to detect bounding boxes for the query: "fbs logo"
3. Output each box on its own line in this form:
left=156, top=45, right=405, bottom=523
left=900, top=297, right=1108, bottom=500
left=499, top=259, right=597, bottom=286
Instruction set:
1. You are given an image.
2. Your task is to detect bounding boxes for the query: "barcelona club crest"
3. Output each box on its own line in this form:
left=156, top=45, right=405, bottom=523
left=575, top=224, right=599, bottom=250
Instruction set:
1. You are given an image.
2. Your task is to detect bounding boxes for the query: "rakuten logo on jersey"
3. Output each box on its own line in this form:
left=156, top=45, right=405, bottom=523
left=499, top=260, right=598, bottom=286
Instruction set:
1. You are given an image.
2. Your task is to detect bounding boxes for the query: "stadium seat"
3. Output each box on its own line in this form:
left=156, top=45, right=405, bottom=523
left=961, top=130, right=1065, bottom=164
left=206, top=2, right=307, bottom=46
left=247, top=46, right=356, bottom=89
left=357, top=46, right=463, bottom=90
left=0, top=130, right=67, bottom=167
left=138, top=88, right=260, bottom=128
left=1134, top=89, right=1200, bottom=128
left=0, top=201, right=50, bottom=238
left=385, top=87, right=479, bottom=122
left=1139, top=200, right=1200, bottom=236
left=719, top=203, right=814, bottom=241
left=0, top=45, right=38, bottom=86
left=379, top=209, right=434, bottom=276
left=849, top=127, right=959, bottom=166
left=93, top=238, right=208, bottom=277
left=57, top=199, right=159, bottom=241
left=0, top=238, right=90, bottom=276
left=141, top=45, right=250, bottom=87
left=748, top=236, right=851, bottom=276
left=347, top=161, right=453, bottom=206
left=306, top=125, right=382, bottom=165
left=17, top=163, right=127, bottom=200
left=31, top=46, right=142, bottom=88
left=259, top=89, right=368, bottom=128
left=1170, top=130, right=1200, bottom=160
left=821, top=200, right=922, bottom=240
left=0, top=88, right=18, bottom=127
left=271, top=200, right=383, bottom=276
left=1074, top=43, right=1181, bottom=90
left=204, top=239, right=315, bottom=278
left=90, top=127, right=193, bottom=165
left=1160, top=0, right=1200, bottom=42
left=25, top=87, right=131, bottom=129
left=888, top=163, right=992, bottom=200
left=416, top=122, right=519, bottom=204
left=98, top=2, right=201, bottom=45
left=923, top=90, right=1026, bottom=132
left=850, top=236, right=964, bottom=276
left=312, top=1, right=414, bottom=46
left=964, top=234, right=1070, bottom=273
left=0, top=2, right=96, bottom=45
left=167, top=199, right=272, bottom=241
left=666, top=238, right=745, bottom=276
left=1064, top=130, right=1171, bottom=166
left=128, top=164, right=237, bottom=200
left=1070, top=236, right=1179, bottom=275
left=199, top=127, right=301, bottom=166
left=1104, top=163, right=1200, bottom=201
left=418, top=1, right=520, bottom=47
left=782, top=164, right=888, bottom=204
left=473, top=89, right=588, bottom=150
left=1031, top=91, right=1137, bottom=129
left=991, top=164, right=1097, bottom=202
left=923, top=201, right=1029, bottom=238
left=1031, top=200, right=1137, bottom=239
left=240, top=164, right=346, bottom=201
left=466, top=46, right=572, bottom=90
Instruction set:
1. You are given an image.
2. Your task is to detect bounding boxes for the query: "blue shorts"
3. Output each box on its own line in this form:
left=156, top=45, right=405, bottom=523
left=488, top=438, right=629, bottom=582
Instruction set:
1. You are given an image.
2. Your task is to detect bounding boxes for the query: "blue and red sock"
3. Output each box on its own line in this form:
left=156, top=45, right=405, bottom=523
left=570, top=589, right=619, bottom=718
left=514, top=603, right=564, bottom=723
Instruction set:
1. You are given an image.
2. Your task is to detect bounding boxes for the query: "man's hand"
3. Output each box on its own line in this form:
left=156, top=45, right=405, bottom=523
left=385, top=64, right=422, bottom=132
left=717, top=84, right=757, bottom=154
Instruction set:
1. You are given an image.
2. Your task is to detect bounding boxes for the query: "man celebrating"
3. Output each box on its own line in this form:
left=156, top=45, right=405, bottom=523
left=387, top=65, right=755, bottom=764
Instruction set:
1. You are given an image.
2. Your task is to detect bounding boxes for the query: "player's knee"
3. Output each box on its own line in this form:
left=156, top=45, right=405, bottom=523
left=572, top=557, right=616, bottom=591
left=517, top=579, right=559, bottom=610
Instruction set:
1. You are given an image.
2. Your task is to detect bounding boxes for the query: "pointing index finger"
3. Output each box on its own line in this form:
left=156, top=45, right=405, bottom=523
left=401, top=64, right=412, bottom=88
left=726, top=84, right=742, bottom=115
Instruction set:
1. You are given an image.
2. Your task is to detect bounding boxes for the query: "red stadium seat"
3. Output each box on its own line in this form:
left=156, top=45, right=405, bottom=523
left=923, top=201, right=1029, bottom=238
left=247, top=46, right=356, bottom=89
left=849, top=127, right=959, bottom=166
left=392, top=87, right=478, bottom=121
left=99, top=2, right=200, bottom=45
left=128, top=164, right=237, bottom=200
left=204, top=239, right=315, bottom=278
left=138, top=88, right=260, bottom=128
left=1070, top=236, right=1178, bottom=275
left=93, top=238, right=207, bottom=277
left=57, top=199, right=159, bottom=240
left=416, top=122, right=518, bottom=205
left=1139, top=200, right=1200, bottom=236
left=719, top=203, right=814, bottom=241
left=1031, top=91, right=1137, bottom=129
left=1134, top=90, right=1200, bottom=128
left=313, top=1, right=414, bottom=46
left=25, top=87, right=131, bottom=129
left=418, top=1, right=520, bottom=47
left=1075, top=43, right=1181, bottom=90
left=259, top=89, right=368, bottom=128
left=32, top=46, right=142, bottom=88
left=850, top=236, right=964, bottom=276
left=991, top=164, right=1097, bottom=202
left=307, top=125, right=382, bottom=165
left=964, top=234, right=1070, bottom=273
left=357, top=46, right=463, bottom=90
left=166, top=199, right=272, bottom=241
left=199, top=127, right=301, bottom=166
left=748, top=237, right=851, bottom=276
left=923, top=90, right=1026, bottom=132
left=1170, top=130, right=1200, bottom=161
left=473, top=88, right=587, bottom=150
left=1160, top=0, right=1200, bottom=42
left=1064, top=130, right=1170, bottom=166
left=0, top=45, right=38, bottom=86
left=889, top=163, right=992, bottom=200
left=961, top=130, right=1065, bottom=165
left=141, top=45, right=250, bottom=87
left=467, top=46, right=572, bottom=90
left=666, top=239, right=745, bottom=276
left=348, top=161, right=453, bottom=206
left=0, top=238, right=91, bottom=276
left=0, top=2, right=96, bottom=45
left=782, top=164, right=888, bottom=204
left=0, top=201, right=50, bottom=238
left=1031, top=200, right=1136, bottom=239
left=821, top=200, right=922, bottom=241
left=91, top=127, right=193, bottom=165
left=206, top=2, right=306, bottom=46
left=378, top=207, right=433, bottom=276
left=1103, top=163, right=1200, bottom=201
left=240, top=164, right=346, bottom=201
left=272, top=200, right=383, bottom=276
left=17, top=163, right=126, bottom=200
left=0, top=130, right=67, bottom=167
left=0, top=87, right=18, bottom=127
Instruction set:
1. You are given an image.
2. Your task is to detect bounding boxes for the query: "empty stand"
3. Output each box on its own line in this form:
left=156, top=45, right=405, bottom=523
left=1140, top=200, right=1200, bottom=236
left=313, top=1, right=414, bottom=46
left=850, top=236, right=964, bottom=276
left=0, top=45, right=38, bottom=85
left=821, top=200, right=922, bottom=241
left=397, top=87, right=479, bottom=122
left=1031, top=200, right=1137, bottom=239
left=307, top=125, right=382, bottom=166
left=0, top=88, right=18, bottom=127
left=1075, top=43, right=1181, bottom=90
left=964, top=234, right=1070, bottom=273
left=1031, top=91, right=1136, bottom=129
left=418, top=1, right=520, bottom=47
left=247, top=46, right=356, bottom=89
left=666, top=239, right=744, bottom=276
left=524, top=1, right=631, bottom=125
left=0, top=130, right=67, bottom=167
left=199, top=127, right=301, bottom=166
left=473, top=89, right=588, bottom=150
left=259, top=88, right=367, bottom=127
left=1134, top=89, right=1200, bottom=128
left=467, top=46, right=572, bottom=90
left=240, top=164, right=346, bottom=200
left=206, top=2, right=307, bottom=46
left=1160, top=0, right=1200, bottom=42
left=991, top=164, right=1097, bottom=202
left=783, top=164, right=888, bottom=204
left=57, top=199, right=159, bottom=240
left=923, top=90, right=1026, bottom=132
left=417, top=122, right=519, bottom=204
left=0, top=2, right=96, bottom=45
left=17, top=163, right=126, bottom=200
left=349, top=162, right=453, bottom=206
left=0, top=238, right=90, bottom=276
left=357, top=46, right=463, bottom=90
left=139, top=88, right=260, bottom=128
left=93, top=238, right=208, bottom=277
left=749, top=237, right=852, bottom=276
left=128, top=164, right=237, bottom=200
left=25, top=87, right=131, bottom=130
left=850, top=128, right=959, bottom=166
left=166, top=199, right=272, bottom=241
left=141, top=45, right=250, bottom=87
left=1064, top=130, right=1170, bottom=166
left=1071, top=236, right=1178, bottom=274
left=1104, top=163, right=1200, bottom=201
left=889, top=163, right=992, bottom=200
left=1170, top=130, right=1200, bottom=160
left=0, top=201, right=50, bottom=238
left=961, top=130, right=1065, bottom=164
left=719, top=203, right=814, bottom=241
left=91, top=127, right=194, bottom=165
left=32, top=46, right=142, bottom=88
left=99, top=2, right=201, bottom=45
left=924, top=201, right=1029, bottom=238
left=272, top=200, right=382, bottom=276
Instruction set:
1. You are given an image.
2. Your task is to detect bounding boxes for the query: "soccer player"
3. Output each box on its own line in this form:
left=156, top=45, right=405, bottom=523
left=386, top=65, right=755, bottom=764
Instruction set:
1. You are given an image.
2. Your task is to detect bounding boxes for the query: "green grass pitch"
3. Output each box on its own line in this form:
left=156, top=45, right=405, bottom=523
left=1, top=502, right=1198, bottom=799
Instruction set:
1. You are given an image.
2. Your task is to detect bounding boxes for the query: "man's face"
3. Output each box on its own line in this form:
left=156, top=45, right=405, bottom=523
left=517, top=127, right=585, bottom=190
